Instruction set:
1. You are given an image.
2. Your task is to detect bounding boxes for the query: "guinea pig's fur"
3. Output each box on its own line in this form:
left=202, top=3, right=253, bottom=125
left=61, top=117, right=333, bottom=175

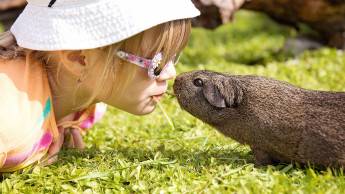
left=173, top=70, right=345, bottom=168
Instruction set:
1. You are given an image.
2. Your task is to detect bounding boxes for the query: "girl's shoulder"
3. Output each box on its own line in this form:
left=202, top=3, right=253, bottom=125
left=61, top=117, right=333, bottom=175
left=0, top=58, right=26, bottom=74
left=0, top=57, right=54, bottom=155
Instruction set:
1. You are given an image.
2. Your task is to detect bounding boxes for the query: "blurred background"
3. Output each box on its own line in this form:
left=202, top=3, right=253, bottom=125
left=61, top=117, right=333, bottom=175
left=1, top=0, right=344, bottom=90
left=2, top=0, right=345, bottom=48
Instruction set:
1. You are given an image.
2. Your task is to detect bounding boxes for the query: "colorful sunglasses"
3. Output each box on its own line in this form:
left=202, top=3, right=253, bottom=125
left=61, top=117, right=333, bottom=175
left=116, top=50, right=182, bottom=79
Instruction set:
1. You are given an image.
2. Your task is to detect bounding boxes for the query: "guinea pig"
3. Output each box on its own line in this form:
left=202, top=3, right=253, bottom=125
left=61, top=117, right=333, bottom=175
left=173, top=70, right=345, bottom=168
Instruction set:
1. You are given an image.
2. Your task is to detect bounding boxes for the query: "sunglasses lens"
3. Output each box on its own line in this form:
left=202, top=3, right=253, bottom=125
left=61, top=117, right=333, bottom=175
left=172, top=52, right=182, bottom=65
left=153, top=52, right=182, bottom=77
left=153, top=67, right=163, bottom=76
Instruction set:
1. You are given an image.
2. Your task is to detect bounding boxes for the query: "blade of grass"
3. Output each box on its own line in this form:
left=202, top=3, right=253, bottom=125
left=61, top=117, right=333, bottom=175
left=165, top=90, right=175, bottom=96
left=153, top=96, right=175, bottom=130
left=65, top=158, right=175, bottom=181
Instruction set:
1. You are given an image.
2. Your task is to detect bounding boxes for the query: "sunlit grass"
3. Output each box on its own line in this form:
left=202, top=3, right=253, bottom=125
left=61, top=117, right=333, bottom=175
left=1, top=10, right=345, bottom=193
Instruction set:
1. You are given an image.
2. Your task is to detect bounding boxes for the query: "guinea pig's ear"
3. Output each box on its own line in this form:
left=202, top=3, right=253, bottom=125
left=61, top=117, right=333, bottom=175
left=203, top=84, right=226, bottom=108
left=224, top=79, right=244, bottom=108
left=203, top=80, right=243, bottom=108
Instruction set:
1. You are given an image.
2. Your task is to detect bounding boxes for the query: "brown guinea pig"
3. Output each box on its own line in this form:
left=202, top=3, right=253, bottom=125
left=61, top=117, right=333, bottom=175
left=173, top=70, right=345, bottom=168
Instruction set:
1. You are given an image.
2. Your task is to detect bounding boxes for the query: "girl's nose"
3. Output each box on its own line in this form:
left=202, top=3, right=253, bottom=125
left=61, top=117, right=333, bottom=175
left=157, top=63, right=176, bottom=81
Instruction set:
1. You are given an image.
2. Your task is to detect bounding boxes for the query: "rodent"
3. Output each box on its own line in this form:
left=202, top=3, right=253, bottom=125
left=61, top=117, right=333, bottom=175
left=173, top=70, right=345, bottom=168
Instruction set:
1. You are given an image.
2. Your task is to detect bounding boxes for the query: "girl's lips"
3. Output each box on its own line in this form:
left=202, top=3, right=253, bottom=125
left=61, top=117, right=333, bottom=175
left=152, top=93, right=164, bottom=100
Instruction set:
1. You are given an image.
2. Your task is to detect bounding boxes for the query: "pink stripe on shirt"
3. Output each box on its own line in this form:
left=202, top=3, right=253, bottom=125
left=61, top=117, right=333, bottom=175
left=3, top=130, right=53, bottom=168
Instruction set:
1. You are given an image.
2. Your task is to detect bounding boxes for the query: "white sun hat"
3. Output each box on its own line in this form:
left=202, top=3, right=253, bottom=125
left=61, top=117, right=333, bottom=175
left=10, top=0, right=200, bottom=51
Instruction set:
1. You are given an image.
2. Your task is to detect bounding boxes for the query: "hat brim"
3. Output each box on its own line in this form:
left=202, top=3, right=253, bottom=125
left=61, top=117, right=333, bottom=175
left=11, top=0, right=200, bottom=50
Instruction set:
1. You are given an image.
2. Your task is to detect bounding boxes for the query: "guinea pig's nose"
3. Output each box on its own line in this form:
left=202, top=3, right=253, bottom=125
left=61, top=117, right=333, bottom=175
left=172, top=80, right=181, bottom=93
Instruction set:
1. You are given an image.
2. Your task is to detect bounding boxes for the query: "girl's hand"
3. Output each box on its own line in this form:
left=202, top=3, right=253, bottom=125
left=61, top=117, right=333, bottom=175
left=43, top=126, right=84, bottom=165
left=63, top=127, right=85, bottom=150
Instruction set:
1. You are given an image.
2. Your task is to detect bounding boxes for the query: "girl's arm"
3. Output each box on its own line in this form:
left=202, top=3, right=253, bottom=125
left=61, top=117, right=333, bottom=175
left=44, top=103, right=106, bottom=165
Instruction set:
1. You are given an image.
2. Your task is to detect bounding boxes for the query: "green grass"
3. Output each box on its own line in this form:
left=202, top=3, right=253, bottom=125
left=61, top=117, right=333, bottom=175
left=2, top=10, right=345, bottom=193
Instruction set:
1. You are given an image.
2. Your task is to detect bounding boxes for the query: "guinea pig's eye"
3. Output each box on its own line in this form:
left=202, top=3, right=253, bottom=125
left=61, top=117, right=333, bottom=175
left=193, top=78, right=203, bottom=87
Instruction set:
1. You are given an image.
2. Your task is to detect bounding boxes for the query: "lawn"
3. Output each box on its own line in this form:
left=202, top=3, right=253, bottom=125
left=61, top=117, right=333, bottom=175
left=2, top=10, right=345, bottom=193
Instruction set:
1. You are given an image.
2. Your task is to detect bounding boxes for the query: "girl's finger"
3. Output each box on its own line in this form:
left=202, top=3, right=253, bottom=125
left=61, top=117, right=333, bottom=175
left=64, top=128, right=74, bottom=148
left=71, top=128, right=84, bottom=149
left=44, top=126, right=65, bottom=165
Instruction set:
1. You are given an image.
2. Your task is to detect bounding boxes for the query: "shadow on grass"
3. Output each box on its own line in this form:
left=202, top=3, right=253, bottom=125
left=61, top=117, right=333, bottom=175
left=56, top=142, right=253, bottom=172
left=55, top=143, right=345, bottom=177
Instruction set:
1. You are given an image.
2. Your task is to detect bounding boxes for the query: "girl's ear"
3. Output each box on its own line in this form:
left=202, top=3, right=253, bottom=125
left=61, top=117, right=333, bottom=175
left=59, top=50, right=87, bottom=76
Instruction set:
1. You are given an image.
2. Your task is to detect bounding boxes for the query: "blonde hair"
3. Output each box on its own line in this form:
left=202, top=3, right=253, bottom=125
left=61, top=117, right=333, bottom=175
left=0, top=31, right=26, bottom=59
left=0, top=18, right=191, bottom=109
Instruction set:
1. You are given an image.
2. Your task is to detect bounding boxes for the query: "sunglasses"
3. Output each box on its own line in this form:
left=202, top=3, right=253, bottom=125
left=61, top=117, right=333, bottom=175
left=116, top=50, right=182, bottom=79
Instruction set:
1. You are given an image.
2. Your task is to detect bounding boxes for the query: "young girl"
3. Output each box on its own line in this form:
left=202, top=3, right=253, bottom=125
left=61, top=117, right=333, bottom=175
left=0, top=0, right=200, bottom=172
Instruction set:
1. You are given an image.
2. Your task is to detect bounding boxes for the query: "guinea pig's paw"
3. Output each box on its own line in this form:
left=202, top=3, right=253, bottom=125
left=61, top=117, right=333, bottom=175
left=252, top=148, right=276, bottom=166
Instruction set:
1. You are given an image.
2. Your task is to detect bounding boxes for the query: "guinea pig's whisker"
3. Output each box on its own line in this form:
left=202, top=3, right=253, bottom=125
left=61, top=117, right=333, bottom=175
left=165, top=90, right=176, bottom=96
left=153, top=96, right=175, bottom=130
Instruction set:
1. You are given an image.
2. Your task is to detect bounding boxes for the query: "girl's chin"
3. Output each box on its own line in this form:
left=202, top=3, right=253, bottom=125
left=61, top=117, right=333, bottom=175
left=126, top=103, right=157, bottom=116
